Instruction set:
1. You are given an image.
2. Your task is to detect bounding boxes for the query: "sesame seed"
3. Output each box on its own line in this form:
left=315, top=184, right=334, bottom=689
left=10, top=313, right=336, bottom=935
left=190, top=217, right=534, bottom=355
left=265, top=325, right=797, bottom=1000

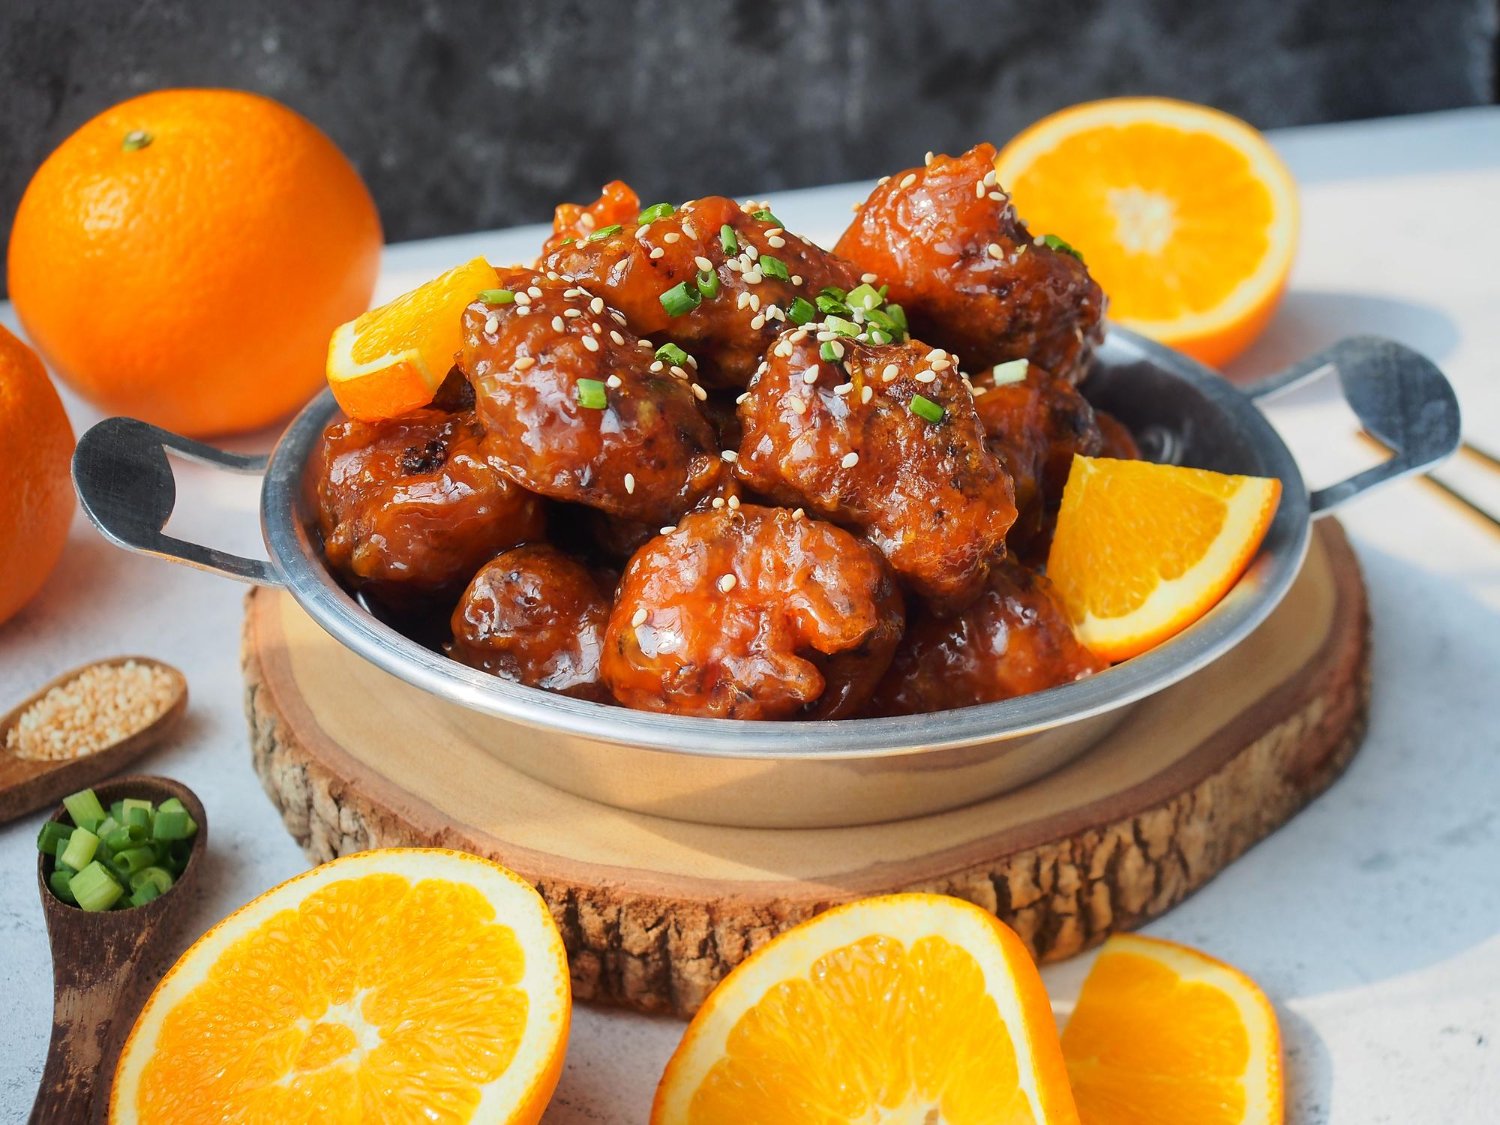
left=650, top=360, right=665, bottom=372
left=717, top=573, right=738, bottom=592
left=612, top=311, right=628, bottom=325
left=1034, top=234, right=1047, bottom=246
left=987, top=243, right=1004, bottom=260
left=791, top=274, right=804, bottom=285
left=743, top=268, right=764, bottom=284
left=788, top=396, right=807, bottom=415
left=592, top=322, right=603, bottom=334
left=790, top=329, right=808, bottom=342
left=766, top=227, right=784, bottom=237
left=792, top=507, right=805, bottom=521
left=660, top=525, right=676, bottom=535
left=975, top=181, right=986, bottom=199
left=766, top=305, right=785, bottom=321
left=720, top=449, right=739, bottom=463
left=802, top=366, right=821, bottom=384
left=663, top=232, right=680, bottom=244
left=582, top=334, right=600, bottom=351
left=744, top=244, right=759, bottom=261
left=737, top=292, right=752, bottom=310
left=516, top=306, right=531, bottom=316
left=590, top=296, right=605, bottom=314
left=624, top=472, right=636, bottom=494
left=727, top=494, right=741, bottom=510
left=861, top=272, right=878, bottom=284
left=988, top=191, right=1005, bottom=201
left=638, top=339, right=654, bottom=349
left=931, top=358, right=952, bottom=370
left=564, top=288, right=581, bottom=298
left=691, top=383, right=707, bottom=401
left=606, top=374, right=623, bottom=388
left=484, top=315, right=500, bottom=334
left=925, top=347, right=946, bottom=362
left=514, top=356, right=536, bottom=370
left=579, top=213, right=596, bottom=229
left=638, top=223, right=652, bottom=239
left=528, top=286, right=543, bottom=298
left=736, top=391, right=750, bottom=404
left=767, top=236, right=786, bottom=249
left=670, top=365, right=688, bottom=380
left=631, top=608, right=648, bottom=627
left=750, top=314, right=766, bottom=330
left=841, top=452, right=859, bottom=468
left=828, top=340, right=846, bottom=359
left=834, top=382, right=853, bottom=396
left=564, top=308, right=583, bottom=317
left=900, top=173, right=917, bottom=189
left=925, top=150, right=935, bottom=165
left=552, top=315, right=566, bottom=332
left=650, top=247, right=665, bottom=259
left=5, top=659, right=181, bottom=763
left=915, top=370, right=936, bottom=383
left=861, top=385, right=873, bottom=404
left=610, top=330, right=625, bottom=345
left=882, top=364, right=899, bottom=382
left=984, top=169, right=997, bottom=186
left=712, top=497, right=726, bottom=509
left=878, top=175, right=890, bottom=186
left=695, top=255, right=714, bottom=272
left=681, top=221, right=698, bottom=240
left=514, top=291, right=532, bottom=305
left=749, top=294, right=761, bottom=312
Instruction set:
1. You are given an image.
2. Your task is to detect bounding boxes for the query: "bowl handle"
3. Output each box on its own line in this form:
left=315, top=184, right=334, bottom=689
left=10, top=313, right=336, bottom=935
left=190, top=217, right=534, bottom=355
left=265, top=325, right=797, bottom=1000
left=71, top=418, right=286, bottom=587
left=1245, top=336, right=1462, bottom=518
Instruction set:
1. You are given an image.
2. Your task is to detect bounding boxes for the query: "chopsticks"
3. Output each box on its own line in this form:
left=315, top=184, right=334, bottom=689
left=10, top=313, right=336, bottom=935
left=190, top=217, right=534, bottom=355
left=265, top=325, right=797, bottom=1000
left=1358, top=432, right=1500, bottom=535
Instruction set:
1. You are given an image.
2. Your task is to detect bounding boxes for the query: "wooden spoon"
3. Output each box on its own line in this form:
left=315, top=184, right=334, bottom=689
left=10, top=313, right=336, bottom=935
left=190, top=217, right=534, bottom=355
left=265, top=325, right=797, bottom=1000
left=30, top=775, right=208, bottom=1125
left=0, top=657, right=187, bottom=824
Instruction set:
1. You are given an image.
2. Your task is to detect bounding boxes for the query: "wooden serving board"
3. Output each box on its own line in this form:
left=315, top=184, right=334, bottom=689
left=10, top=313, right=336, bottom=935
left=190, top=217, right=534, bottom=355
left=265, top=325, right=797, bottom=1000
left=242, top=520, right=1368, bottom=1018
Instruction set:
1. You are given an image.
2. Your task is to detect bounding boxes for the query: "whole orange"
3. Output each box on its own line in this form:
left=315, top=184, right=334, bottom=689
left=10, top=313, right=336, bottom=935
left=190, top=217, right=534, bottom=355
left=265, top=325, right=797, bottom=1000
left=0, top=324, right=75, bottom=626
left=7, top=89, right=382, bottom=436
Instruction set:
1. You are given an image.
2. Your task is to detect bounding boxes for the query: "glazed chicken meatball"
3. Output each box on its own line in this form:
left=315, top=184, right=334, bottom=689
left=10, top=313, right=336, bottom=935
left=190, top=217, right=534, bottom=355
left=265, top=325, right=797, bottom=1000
left=735, top=328, right=1016, bottom=609
left=459, top=267, right=722, bottom=525
left=872, top=562, right=1106, bottom=715
left=313, top=409, right=545, bottom=604
left=973, top=363, right=1102, bottom=563
left=447, top=544, right=613, bottom=701
left=602, top=505, right=904, bottom=719
left=542, top=179, right=640, bottom=256
left=543, top=194, right=862, bottom=388
left=835, top=144, right=1105, bottom=383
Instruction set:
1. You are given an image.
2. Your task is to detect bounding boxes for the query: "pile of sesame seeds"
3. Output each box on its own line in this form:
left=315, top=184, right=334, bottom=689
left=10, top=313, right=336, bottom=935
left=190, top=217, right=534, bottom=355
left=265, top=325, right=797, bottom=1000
left=6, top=660, right=182, bottom=762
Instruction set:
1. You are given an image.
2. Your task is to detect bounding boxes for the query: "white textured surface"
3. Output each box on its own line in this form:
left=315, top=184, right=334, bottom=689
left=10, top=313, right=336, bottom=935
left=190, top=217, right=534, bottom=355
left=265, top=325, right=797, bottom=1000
left=2, top=108, right=1498, bottom=1123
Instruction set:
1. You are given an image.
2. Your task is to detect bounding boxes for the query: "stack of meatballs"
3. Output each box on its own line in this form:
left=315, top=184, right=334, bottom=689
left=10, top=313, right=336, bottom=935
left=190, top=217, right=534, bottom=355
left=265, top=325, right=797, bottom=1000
left=313, top=145, right=1139, bottom=720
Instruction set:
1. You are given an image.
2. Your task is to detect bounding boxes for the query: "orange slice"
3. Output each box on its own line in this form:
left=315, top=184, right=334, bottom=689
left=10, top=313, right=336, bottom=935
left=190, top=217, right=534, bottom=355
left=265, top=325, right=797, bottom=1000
left=325, top=256, right=497, bottom=420
left=111, top=848, right=570, bottom=1124
left=1062, top=934, right=1283, bottom=1124
left=994, top=97, right=1299, bottom=367
left=652, top=893, right=1079, bottom=1124
left=1045, top=456, right=1281, bottom=661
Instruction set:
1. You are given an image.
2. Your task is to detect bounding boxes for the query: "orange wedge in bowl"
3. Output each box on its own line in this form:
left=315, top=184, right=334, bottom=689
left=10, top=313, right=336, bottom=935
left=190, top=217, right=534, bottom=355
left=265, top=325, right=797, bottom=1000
left=326, top=256, right=497, bottom=420
left=652, top=893, right=1079, bottom=1124
left=1062, top=934, right=1284, bottom=1124
left=1045, top=456, right=1281, bottom=662
left=994, top=97, right=1298, bottom=367
left=111, top=848, right=570, bottom=1124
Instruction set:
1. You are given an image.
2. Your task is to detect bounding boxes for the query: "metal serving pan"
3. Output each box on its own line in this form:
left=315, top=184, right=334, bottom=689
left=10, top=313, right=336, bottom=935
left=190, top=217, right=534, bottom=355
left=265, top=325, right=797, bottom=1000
left=72, top=330, right=1459, bottom=828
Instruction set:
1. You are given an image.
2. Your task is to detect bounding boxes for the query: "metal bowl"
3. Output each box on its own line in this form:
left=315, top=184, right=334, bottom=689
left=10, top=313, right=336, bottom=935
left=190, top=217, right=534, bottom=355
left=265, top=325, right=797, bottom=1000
left=73, top=330, right=1459, bottom=828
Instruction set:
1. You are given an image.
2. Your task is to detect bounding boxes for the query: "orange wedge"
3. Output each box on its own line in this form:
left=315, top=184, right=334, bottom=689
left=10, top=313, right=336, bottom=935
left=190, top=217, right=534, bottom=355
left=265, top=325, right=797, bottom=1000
left=111, top=848, right=570, bottom=1124
left=1062, top=934, right=1283, bottom=1124
left=653, top=893, right=1079, bottom=1124
left=1045, top=456, right=1281, bottom=661
left=994, top=98, right=1298, bottom=367
left=326, top=256, right=497, bottom=420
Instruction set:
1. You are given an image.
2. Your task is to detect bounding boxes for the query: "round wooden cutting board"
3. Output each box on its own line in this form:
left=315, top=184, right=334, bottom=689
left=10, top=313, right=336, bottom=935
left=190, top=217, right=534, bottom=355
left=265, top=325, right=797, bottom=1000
left=242, top=521, right=1368, bottom=1018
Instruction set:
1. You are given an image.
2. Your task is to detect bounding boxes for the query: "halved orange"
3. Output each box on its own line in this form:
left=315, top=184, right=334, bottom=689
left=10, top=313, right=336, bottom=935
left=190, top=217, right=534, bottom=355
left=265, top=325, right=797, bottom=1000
left=653, top=894, right=1079, bottom=1124
left=995, top=98, right=1299, bottom=367
left=1045, top=456, right=1281, bottom=662
left=326, top=256, right=497, bottom=420
left=1062, top=934, right=1283, bottom=1124
left=111, top=848, right=570, bottom=1124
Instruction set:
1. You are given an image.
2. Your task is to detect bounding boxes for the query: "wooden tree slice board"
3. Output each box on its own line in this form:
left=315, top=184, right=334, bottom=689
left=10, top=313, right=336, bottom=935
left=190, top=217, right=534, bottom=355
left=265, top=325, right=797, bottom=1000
left=242, top=520, right=1368, bottom=1018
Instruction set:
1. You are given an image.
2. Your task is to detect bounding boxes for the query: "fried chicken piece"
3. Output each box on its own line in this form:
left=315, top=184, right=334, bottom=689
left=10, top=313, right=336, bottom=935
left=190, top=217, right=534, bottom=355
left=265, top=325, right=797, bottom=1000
left=872, top=562, right=1105, bottom=715
left=542, top=179, right=640, bottom=257
left=447, top=544, right=613, bottom=701
left=543, top=195, right=862, bottom=388
left=313, top=409, right=545, bottom=604
left=973, top=363, right=1102, bottom=564
left=835, top=144, right=1106, bottom=383
left=602, top=505, right=903, bottom=719
left=735, top=328, right=1016, bottom=609
left=459, top=266, right=721, bottom=525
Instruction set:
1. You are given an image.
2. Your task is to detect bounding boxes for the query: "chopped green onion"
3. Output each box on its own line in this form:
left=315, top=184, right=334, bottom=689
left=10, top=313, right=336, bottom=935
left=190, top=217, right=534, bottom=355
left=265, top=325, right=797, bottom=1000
left=819, top=285, right=848, bottom=301
left=54, top=835, right=75, bottom=869
left=63, top=789, right=106, bottom=833
left=69, top=861, right=124, bottom=912
left=112, top=846, right=158, bottom=876
left=655, top=342, right=689, bottom=366
left=96, top=815, right=120, bottom=839
left=696, top=269, right=721, bottom=299
left=910, top=394, right=946, bottom=423
left=59, top=827, right=99, bottom=871
left=153, top=806, right=196, bottom=842
left=124, top=803, right=152, bottom=831
left=576, top=378, right=609, bottom=410
left=477, top=288, right=515, bottom=305
left=1041, top=233, right=1084, bottom=262
left=587, top=224, right=623, bottom=242
left=37, top=821, right=72, bottom=855
left=720, top=225, right=738, bottom=255
left=884, top=303, right=908, bottom=333
left=824, top=316, right=861, bottom=337
left=751, top=209, right=783, bottom=226
left=637, top=202, right=676, bottom=223
left=990, top=358, right=1030, bottom=385
left=819, top=341, right=841, bottom=363
left=787, top=296, right=816, bottom=325
left=560, top=236, right=576, bottom=245
left=659, top=282, right=702, bottom=317
left=129, top=883, right=161, bottom=907
left=846, top=283, right=882, bottom=311
left=105, top=824, right=145, bottom=851
left=49, top=869, right=76, bottom=905
left=109, top=800, right=125, bottom=823
left=759, top=255, right=790, bottom=281
left=131, top=867, right=175, bottom=896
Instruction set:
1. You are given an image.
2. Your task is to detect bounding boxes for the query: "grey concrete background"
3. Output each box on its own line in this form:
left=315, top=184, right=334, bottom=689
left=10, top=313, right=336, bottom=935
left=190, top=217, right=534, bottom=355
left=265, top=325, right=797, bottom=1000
left=2, top=0, right=1497, bottom=294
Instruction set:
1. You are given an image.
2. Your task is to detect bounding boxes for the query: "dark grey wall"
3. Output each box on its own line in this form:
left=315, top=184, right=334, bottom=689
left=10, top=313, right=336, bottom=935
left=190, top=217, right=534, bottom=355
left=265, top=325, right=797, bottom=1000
left=3, top=0, right=1497, bottom=279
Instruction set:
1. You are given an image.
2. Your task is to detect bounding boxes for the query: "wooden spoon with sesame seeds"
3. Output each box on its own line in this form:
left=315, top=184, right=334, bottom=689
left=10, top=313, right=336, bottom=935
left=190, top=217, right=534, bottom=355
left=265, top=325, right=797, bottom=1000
left=0, top=657, right=187, bottom=825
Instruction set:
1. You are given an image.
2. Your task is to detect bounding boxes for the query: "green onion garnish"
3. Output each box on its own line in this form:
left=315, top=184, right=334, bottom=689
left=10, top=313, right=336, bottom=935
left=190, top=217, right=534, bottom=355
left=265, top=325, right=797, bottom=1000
left=587, top=224, right=623, bottom=242
left=37, top=821, right=71, bottom=855
left=787, top=296, right=816, bottom=325
left=132, top=866, right=175, bottom=896
left=69, top=861, right=123, bottom=912
left=153, top=804, right=196, bottom=842
left=846, top=283, right=882, bottom=311
left=820, top=285, right=848, bottom=301
left=759, top=255, right=790, bottom=281
left=576, top=378, right=609, bottom=409
left=478, top=288, right=515, bottom=305
left=720, top=225, right=738, bottom=255
left=869, top=329, right=892, bottom=345
left=819, top=341, right=841, bottom=363
left=696, top=269, right=721, bottom=298
left=638, top=202, right=676, bottom=223
left=991, top=358, right=1030, bottom=385
left=659, top=282, right=702, bottom=317
left=885, top=303, right=908, bottom=332
left=40, top=787, right=198, bottom=911
left=751, top=209, right=783, bottom=225
left=1041, top=233, right=1084, bottom=262
left=49, top=869, right=75, bottom=905
left=655, top=342, right=689, bottom=366
left=824, top=316, right=861, bottom=337
left=816, top=294, right=850, bottom=316
left=910, top=394, right=945, bottom=423
left=59, top=827, right=99, bottom=872
left=63, top=790, right=106, bottom=833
